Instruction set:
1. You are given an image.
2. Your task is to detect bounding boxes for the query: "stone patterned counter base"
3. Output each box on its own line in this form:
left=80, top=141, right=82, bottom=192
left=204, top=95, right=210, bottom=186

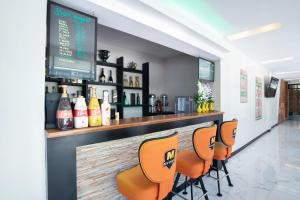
left=76, top=122, right=213, bottom=199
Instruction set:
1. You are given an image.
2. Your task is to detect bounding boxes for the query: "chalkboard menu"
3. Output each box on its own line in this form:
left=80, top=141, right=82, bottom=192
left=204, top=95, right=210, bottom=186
left=198, top=58, right=214, bottom=82
left=47, top=2, right=97, bottom=80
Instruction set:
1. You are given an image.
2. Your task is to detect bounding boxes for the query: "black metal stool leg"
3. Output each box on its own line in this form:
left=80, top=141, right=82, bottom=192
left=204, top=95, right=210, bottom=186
left=207, top=166, right=212, bottom=177
left=166, top=173, right=181, bottom=200
left=190, top=179, right=194, bottom=200
left=199, top=177, right=209, bottom=200
left=222, top=160, right=233, bottom=187
left=172, top=173, right=181, bottom=191
left=216, top=169, right=222, bottom=197
left=183, top=176, right=188, bottom=195
left=195, top=177, right=199, bottom=185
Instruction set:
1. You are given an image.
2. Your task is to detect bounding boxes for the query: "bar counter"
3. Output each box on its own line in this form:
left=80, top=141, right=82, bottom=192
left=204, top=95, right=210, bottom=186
left=46, top=111, right=223, bottom=200
left=47, top=111, right=223, bottom=138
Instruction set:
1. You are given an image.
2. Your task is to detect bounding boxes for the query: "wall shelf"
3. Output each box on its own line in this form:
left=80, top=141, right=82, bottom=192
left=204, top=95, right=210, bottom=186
left=96, top=60, right=121, bottom=68
left=110, top=102, right=122, bottom=105
left=123, top=68, right=143, bottom=74
left=123, top=86, right=143, bottom=90
left=123, top=105, right=143, bottom=107
left=85, top=81, right=121, bottom=87
left=45, top=56, right=150, bottom=119
left=45, top=77, right=84, bottom=87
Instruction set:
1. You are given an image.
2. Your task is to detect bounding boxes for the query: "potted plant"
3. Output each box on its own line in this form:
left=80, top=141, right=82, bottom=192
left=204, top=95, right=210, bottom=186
left=194, top=91, right=204, bottom=113
left=207, top=96, right=214, bottom=111
left=202, top=89, right=210, bottom=112
left=194, top=81, right=214, bottom=113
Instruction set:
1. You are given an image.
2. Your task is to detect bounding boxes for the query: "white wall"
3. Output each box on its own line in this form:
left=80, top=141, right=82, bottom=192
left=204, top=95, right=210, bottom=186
left=219, top=50, right=279, bottom=151
left=0, top=0, right=47, bottom=199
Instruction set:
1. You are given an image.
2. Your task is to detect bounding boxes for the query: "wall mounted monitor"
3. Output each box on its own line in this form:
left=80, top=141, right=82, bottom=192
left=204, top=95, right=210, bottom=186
left=46, top=1, right=97, bottom=80
left=265, top=76, right=279, bottom=97
left=198, top=58, right=215, bottom=82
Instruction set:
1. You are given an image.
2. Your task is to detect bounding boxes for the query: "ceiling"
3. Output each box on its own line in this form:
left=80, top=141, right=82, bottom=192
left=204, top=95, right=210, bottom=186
left=56, top=0, right=223, bottom=61
left=98, top=25, right=182, bottom=59
left=56, top=0, right=300, bottom=80
left=140, top=0, right=300, bottom=81
left=206, top=0, right=300, bottom=80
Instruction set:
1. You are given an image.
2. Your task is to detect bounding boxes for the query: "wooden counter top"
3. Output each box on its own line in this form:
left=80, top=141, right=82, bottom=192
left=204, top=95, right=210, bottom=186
left=47, top=111, right=223, bottom=139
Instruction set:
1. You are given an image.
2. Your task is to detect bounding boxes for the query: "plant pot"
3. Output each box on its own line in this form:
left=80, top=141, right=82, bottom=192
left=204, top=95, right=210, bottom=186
left=209, top=102, right=214, bottom=111
left=202, top=103, right=207, bottom=112
left=197, top=104, right=202, bottom=113
left=205, top=103, right=209, bottom=112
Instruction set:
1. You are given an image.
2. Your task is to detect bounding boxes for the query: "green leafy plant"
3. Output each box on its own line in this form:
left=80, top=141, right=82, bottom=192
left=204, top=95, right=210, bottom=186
left=194, top=91, right=204, bottom=105
left=207, top=96, right=214, bottom=103
left=195, top=80, right=214, bottom=105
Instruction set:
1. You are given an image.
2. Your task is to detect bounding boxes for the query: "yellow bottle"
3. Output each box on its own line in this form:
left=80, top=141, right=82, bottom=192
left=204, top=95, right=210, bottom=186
left=88, top=86, right=102, bottom=126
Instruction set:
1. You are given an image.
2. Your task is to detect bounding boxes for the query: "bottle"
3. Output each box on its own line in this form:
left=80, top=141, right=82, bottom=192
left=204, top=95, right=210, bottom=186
left=129, top=76, right=134, bottom=87
left=52, top=86, right=57, bottom=93
left=99, top=68, right=105, bottom=83
left=74, top=95, right=88, bottom=128
left=108, top=70, right=113, bottom=83
left=123, top=74, right=129, bottom=86
left=137, top=93, right=141, bottom=105
left=123, top=92, right=127, bottom=105
left=70, top=93, right=76, bottom=110
left=101, top=90, right=111, bottom=125
left=56, top=85, right=74, bottom=130
left=45, top=86, right=49, bottom=95
left=88, top=86, right=102, bottom=126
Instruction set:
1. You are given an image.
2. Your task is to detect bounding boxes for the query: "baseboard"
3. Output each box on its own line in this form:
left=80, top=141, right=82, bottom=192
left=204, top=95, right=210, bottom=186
left=271, top=123, right=278, bottom=129
left=231, top=123, right=278, bottom=157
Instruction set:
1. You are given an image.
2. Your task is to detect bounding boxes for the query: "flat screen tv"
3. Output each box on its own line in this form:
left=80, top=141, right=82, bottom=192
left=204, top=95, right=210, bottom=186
left=265, top=77, right=279, bottom=97
left=198, top=58, right=214, bottom=82
left=46, top=2, right=97, bottom=80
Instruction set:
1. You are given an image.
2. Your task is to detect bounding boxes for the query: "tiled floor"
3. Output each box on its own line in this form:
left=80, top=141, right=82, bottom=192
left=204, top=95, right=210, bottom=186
left=173, top=120, right=300, bottom=200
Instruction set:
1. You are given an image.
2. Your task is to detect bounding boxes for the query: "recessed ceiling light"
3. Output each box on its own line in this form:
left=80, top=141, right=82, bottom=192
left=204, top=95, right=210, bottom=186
left=261, top=57, right=294, bottom=64
left=227, top=22, right=282, bottom=41
left=275, top=70, right=300, bottom=75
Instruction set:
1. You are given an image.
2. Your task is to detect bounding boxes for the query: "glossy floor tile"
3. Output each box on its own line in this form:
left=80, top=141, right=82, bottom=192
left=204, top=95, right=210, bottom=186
left=173, top=120, right=300, bottom=200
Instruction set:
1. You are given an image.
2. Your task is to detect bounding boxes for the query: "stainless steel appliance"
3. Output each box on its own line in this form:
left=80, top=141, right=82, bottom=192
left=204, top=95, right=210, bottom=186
left=149, top=94, right=156, bottom=113
left=174, top=96, right=195, bottom=113
left=160, top=94, right=168, bottom=112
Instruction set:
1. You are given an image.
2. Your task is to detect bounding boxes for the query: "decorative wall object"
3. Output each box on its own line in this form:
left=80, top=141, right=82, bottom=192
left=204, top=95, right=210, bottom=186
left=255, top=77, right=263, bottom=120
left=240, top=69, right=248, bottom=103
left=127, top=61, right=137, bottom=69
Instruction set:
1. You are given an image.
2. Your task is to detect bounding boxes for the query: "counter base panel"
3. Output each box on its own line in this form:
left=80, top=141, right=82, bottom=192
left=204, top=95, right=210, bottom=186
left=47, top=113, right=223, bottom=200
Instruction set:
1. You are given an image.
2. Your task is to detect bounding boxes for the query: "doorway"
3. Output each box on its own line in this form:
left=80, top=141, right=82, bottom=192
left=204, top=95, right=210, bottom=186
left=288, top=84, right=300, bottom=120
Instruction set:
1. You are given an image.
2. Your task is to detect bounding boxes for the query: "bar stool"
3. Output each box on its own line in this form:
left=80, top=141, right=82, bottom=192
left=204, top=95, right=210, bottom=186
left=172, top=125, right=217, bottom=200
left=116, top=132, right=178, bottom=200
left=212, top=119, right=238, bottom=197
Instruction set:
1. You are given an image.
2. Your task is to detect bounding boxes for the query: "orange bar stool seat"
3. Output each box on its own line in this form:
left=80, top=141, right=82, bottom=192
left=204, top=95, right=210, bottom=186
left=213, top=142, right=232, bottom=161
left=116, top=132, right=178, bottom=200
left=117, top=165, right=159, bottom=199
left=212, top=119, right=238, bottom=197
left=172, top=125, right=217, bottom=200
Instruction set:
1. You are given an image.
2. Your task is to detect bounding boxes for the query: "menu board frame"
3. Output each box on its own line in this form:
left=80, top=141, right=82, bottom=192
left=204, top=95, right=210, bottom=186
left=46, top=1, right=97, bottom=80
left=198, top=57, right=215, bottom=82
